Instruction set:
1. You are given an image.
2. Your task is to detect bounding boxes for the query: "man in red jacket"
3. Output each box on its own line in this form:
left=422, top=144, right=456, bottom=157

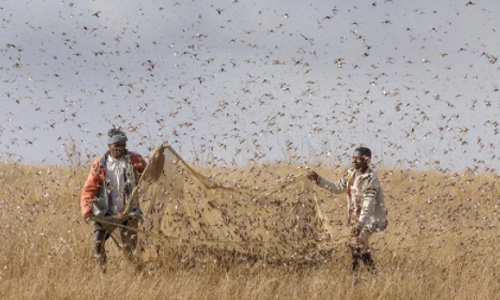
left=81, top=128, right=147, bottom=270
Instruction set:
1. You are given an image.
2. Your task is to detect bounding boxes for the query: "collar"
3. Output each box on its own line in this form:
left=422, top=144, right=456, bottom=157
left=107, top=154, right=126, bottom=163
left=349, top=167, right=372, bottom=179
left=100, top=151, right=128, bottom=169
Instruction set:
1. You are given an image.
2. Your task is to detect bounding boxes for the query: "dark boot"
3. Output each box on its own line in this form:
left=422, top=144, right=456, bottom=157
left=351, top=249, right=360, bottom=271
left=352, top=256, right=360, bottom=271
left=94, top=243, right=107, bottom=273
left=361, top=253, right=375, bottom=271
left=94, top=230, right=109, bottom=273
left=349, top=243, right=361, bottom=271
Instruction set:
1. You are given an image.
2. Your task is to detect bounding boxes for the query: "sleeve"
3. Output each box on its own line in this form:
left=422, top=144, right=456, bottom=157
left=80, top=160, right=101, bottom=218
left=357, top=175, right=379, bottom=229
left=316, top=173, right=349, bottom=194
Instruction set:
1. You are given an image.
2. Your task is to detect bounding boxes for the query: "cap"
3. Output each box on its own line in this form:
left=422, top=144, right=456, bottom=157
left=107, top=128, right=128, bottom=145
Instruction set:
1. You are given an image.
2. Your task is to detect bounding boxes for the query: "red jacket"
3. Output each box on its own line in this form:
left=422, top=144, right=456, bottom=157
left=80, top=152, right=147, bottom=218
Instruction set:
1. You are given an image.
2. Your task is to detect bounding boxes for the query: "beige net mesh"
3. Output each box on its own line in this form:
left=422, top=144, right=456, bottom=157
left=99, top=144, right=346, bottom=267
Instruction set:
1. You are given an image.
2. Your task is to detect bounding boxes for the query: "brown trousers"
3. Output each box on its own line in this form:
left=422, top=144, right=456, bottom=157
left=93, top=218, right=139, bottom=266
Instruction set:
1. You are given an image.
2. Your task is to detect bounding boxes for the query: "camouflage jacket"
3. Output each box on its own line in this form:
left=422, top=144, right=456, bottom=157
left=316, top=168, right=387, bottom=232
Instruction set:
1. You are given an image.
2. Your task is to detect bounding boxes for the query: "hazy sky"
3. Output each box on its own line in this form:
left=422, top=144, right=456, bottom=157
left=1, top=0, right=499, bottom=172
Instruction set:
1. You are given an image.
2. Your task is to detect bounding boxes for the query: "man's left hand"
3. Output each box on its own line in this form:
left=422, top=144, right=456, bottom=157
left=351, top=227, right=361, bottom=237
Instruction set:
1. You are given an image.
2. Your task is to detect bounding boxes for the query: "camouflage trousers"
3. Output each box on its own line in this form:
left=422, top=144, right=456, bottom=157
left=93, top=218, right=140, bottom=268
left=348, top=228, right=372, bottom=255
left=348, top=228, right=374, bottom=271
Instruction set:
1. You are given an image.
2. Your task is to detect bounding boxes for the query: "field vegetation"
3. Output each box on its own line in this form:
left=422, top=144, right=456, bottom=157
left=1, top=161, right=500, bottom=300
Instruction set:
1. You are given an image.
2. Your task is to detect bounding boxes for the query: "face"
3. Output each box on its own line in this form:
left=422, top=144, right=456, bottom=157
left=352, top=150, right=369, bottom=171
left=109, top=141, right=126, bottom=159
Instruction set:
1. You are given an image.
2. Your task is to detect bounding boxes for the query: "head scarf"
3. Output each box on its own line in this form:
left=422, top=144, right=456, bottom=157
left=107, top=128, right=128, bottom=145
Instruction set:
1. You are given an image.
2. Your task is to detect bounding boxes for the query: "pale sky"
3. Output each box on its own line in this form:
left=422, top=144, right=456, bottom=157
left=1, top=0, right=499, bottom=172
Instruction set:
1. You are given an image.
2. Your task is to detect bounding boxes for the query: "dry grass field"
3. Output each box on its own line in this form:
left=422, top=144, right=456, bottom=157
left=1, top=161, right=500, bottom=300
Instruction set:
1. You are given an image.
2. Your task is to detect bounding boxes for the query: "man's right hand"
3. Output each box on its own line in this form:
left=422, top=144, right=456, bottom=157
left=83, top=211, right=92, bottom=223
left=306, top=171, right=319, bottom=182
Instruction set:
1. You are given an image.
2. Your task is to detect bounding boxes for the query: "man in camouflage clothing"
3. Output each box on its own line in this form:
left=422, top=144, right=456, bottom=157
left=307, top=147, right=387, bottom=271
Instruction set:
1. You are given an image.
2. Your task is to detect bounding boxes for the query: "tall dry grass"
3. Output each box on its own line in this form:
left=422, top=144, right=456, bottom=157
left=1, top=162, right=500, bottom=300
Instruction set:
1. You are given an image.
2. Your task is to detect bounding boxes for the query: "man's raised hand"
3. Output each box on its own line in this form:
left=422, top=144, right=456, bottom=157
left=306, top=171, right=319, bottom=182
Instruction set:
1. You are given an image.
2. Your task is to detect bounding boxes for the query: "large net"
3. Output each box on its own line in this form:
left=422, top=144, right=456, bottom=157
left=96, top=144, right=346, bottom=267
